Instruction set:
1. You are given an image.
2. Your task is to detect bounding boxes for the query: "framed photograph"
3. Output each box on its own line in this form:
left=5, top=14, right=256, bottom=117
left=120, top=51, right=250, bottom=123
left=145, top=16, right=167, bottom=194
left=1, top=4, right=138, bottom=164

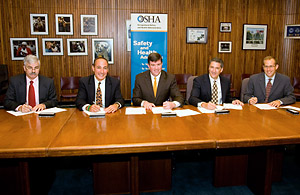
left=126, top=20, right=131, bottom=51
left=92, top=39, right=114, bottom=64
left=67, top=39, right=88, bottom=56
left=218, top=41, right=232, bottom=53
left=42, top=38, right=63, bottom=56
left=284, top=24, right=300, bottom=39
left=56, top=14, right=73, bottom=35
left=81, top=15, right=98, bottom=35
left=10, top=38, right=38, bottom=60
left=242, top=24, right=267, bottom=50
left=30, top=14, right=48, bottom=35
left=220, top=22, right=231, bottom=32
left=186, top=27, right=208, bottom=44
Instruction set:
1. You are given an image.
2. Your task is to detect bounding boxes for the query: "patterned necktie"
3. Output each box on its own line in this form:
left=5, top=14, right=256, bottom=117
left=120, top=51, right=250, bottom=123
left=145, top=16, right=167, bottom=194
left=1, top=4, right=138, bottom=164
left=153, top=77, right=157, bottom=97
left=96, top=82, right=103, bottom=107
left=28, top=81, right=36, bottom=107
left=211, top=80, right=218, bottom=104
left=265, top=79, right=272, bottom=103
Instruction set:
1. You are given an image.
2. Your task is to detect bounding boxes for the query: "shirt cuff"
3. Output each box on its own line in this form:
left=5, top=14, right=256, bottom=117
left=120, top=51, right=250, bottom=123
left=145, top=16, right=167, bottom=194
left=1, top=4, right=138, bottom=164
left=141, top=100, right=145, bottom=107
left=173, top=101, right=180, bottom=108
left=82, top=104, right=90, bottom=111
left=197, top=102, right=204, bottom=107
left=114, top=102, right=122, bottom=109
left=16, top=105, right=22, bottom=112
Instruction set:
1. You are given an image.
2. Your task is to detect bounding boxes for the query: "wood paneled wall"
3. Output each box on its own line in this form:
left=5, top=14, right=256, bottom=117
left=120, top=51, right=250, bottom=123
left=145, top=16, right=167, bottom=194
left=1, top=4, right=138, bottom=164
left=0, top=0, right=299, bottom=100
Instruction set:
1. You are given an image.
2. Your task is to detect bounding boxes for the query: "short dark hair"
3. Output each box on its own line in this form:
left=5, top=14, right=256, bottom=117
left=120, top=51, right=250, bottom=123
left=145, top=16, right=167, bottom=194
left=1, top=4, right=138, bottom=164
left=263, top=56, right=278, bottom=65
left=148, top=53, right=162, bottom=64
left=93, top=57, right=109, bottom=66
left=209, top=57, right=224, bottom=68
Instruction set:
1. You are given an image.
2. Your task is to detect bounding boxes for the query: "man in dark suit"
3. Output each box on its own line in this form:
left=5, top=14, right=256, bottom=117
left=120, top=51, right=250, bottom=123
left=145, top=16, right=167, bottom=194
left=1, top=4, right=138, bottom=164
left=132, top=52, right=184, bottom=110
left=189, top=57, right=243, bottom=109
left=244, top=56, right=295, bottom=107
left=4, top=55, right=57, bottom=112
left=76, top=57, right=125, bottom=113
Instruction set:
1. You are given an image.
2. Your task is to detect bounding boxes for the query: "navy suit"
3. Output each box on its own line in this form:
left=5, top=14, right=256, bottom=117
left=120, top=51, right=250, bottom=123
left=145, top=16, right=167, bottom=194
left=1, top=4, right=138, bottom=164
left=188, top=74, right=233, bottom=107
left=243, top=72, right=295, bottom=105
left=76, top=75, right=125, bottom=111
left=4, top=74, right=57, bottom=110
left=132, top=70, right=184, bottom=106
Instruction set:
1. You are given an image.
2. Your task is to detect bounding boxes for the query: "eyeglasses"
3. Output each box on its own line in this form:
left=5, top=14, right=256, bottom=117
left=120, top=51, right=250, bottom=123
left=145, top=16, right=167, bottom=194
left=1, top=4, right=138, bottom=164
left=25, top=66, right=40, bottom=71
left=263, top=65, right=276, bottom=69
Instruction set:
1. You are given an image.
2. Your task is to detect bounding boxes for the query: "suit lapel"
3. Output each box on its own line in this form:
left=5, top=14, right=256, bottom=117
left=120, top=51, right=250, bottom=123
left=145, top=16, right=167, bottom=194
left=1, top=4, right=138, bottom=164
left=88, top=76, right=96, bottom=104
left=156, top=71, right=166, bottom=100
left=105, top=76, right=112, bottom=107
left=259, top=73, right=266, bottom=96
left=144, top=71, right=155, bottom=99
left=204, top=74, right=212, bottom=98
left=220, top=76, right=227, bottom=103
left=20, top=74, right=27, bottom=103
left=269, top=74, right=279, bottom=97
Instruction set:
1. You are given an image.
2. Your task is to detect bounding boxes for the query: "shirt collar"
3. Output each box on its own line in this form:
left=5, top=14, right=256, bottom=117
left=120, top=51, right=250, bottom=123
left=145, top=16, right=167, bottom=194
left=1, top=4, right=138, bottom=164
left=26, top=75, right=38, bottom=84
left=150, top=72, right=161, bottom=80
left=208, top=74, right=220, bottom=82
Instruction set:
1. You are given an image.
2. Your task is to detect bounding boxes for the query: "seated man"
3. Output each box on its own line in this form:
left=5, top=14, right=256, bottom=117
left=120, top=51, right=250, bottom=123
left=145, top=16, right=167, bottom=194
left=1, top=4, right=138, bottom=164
left=76, top=57, right=125, bottom=113
left=244, top=56, right=295, bottom=107
left=4, top=54, right=57, bottom=112
left=189, top=57, right=243, bottom=109
left=132, top=52, right=184, bottom=110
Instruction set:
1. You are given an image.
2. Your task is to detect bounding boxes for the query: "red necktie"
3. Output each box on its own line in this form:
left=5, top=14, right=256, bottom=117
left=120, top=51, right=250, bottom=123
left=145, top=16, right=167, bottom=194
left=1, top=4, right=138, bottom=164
left=265, top=79, right=272, bottom=103
left=29, top=81, right=36, bottom=107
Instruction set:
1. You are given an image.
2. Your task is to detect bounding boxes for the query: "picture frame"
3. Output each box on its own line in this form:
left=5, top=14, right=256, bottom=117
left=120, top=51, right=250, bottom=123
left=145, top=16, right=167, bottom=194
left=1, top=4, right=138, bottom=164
left=242, top=24, right=267, bottom=50
left=55, top=14, right=73, bottom=35
left=126, top=20, right=131, bottom=51
left=220, top=22, right=231, bottom=32
left=218, top=41, right=232, bottom=53
left=81, top=15, right=98, bottom=35
left=30, top=14, right=48, bottom=35
left=284, top=24, right=300, bottom=39
left=10, top=38, right=39, bottom=60
left=67, top=39, right=88, bottom=56
left=186, top=27, right=208, bottom=44
left=92, top=38, right=114, bottom=64
left=42, top=38, right=63, bottom=56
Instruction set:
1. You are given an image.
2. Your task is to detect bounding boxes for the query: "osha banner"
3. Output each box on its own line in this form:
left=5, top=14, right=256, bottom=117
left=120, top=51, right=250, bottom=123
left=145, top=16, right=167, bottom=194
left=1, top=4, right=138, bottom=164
left=130, top=13, right=168, bottom=97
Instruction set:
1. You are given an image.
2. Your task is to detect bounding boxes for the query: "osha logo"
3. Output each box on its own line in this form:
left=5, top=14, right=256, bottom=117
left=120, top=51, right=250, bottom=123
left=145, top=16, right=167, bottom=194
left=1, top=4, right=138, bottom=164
left=137, top=15, right=161, bottom=23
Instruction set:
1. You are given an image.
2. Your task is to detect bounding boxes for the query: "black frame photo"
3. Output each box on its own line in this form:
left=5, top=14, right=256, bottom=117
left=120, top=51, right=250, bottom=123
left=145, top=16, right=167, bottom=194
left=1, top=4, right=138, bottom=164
left=186, top=27, right=208, bottom=44
left=220, top=22, right=231, bottom=32
left=242, top=24, right=267, bottom=50
left=218, top=41, right=232, bottom=53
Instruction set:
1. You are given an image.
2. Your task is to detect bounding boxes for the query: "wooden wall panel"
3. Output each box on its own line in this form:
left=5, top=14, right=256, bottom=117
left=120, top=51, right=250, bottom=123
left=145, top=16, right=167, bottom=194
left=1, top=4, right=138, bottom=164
left=0, top=0, right=299, bottom=100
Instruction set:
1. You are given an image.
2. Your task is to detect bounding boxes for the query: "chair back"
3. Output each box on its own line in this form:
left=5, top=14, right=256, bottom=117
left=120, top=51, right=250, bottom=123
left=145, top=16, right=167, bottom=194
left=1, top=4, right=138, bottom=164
left=293, top=77, right=300, bottom=89
left=240, top=78, right=250, bottom=102
left=241, top=74, right=252, bottom=80
left=186, top=76, right=197, bottom=101
left=110, top=75, right=120, bottom=80
left=0, top=64, right=9, bottom=94
left=175, top=74, right=192, bottom=85
left=60, top=77, right=81, bottom=90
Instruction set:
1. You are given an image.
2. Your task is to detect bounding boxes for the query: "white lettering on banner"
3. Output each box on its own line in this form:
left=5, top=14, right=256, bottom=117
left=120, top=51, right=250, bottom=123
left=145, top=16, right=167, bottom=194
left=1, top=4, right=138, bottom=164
left=133, top=41, right=153, bottom=47
left=137, top=50, right=157, bottom=55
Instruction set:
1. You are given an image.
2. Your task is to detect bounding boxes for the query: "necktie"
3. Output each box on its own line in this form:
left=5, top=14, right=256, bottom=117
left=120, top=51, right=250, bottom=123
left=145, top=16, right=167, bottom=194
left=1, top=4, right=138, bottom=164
left=211, top=80, right=218, bottom=104
left=96, top=82, right=103, bottom=107
left=28, top=81, right=36, bottom=107
left=153, top=77, right=157, bottom=97
left=265, top=79, right=272, bottom=103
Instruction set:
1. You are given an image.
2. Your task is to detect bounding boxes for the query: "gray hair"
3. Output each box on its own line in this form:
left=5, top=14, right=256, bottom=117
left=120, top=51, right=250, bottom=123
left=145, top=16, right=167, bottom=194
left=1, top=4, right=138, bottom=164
left=209, top=57, right=224, bottom=68
left=23, top=55, right=40, bottom=66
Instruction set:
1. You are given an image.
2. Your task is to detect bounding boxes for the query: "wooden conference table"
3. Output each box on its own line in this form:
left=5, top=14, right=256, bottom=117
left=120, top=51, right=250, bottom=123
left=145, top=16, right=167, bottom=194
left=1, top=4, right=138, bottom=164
left=0, top=103, right=299, bottom=194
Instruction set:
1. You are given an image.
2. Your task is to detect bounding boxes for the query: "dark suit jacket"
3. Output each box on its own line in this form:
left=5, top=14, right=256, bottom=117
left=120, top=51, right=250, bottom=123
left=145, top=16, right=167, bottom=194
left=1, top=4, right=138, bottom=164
left=4, top=74, right=58, bottom=110
left=243, top=72, right=295, bottom=105
left=188, top=74, right=232, bottom=107
left=132, top=70, right=184, bottom=106
left=75, top=75, right=125, bottom=111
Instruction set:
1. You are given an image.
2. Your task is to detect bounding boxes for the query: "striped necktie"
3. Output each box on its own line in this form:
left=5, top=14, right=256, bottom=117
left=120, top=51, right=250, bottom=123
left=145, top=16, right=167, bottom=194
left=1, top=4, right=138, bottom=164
left=265, top=79, right=272, bottom=103
left=211, top=80, right=218, bottom=104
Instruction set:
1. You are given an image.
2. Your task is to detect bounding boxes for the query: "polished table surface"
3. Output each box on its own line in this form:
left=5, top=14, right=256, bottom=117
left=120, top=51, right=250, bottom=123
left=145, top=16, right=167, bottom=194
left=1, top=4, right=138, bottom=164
left=0, top=109, right=75, bottom=158
left=0, top=103, right=299, bottom=158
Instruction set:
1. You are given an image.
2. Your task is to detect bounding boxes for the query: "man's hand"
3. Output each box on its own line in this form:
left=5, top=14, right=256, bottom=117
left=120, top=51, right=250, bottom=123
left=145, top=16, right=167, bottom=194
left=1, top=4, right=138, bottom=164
left=143, top=101, right=155, bottom=110
left=268, top=100, right=281, bottom=107
left=33, top=104, right=46, bottom=112
left=202, top=102, right=217, bottom=110
left=19, top=104, right=33, bottom=113
left=249, top=97, right=258, bottom=105
left=232, top=100, right=244, bottom=106
left=88, top=104, right=101, bottom=112
left=163, top=101, right=176, bottom=110
left=104, top=104, right=119, bottom=113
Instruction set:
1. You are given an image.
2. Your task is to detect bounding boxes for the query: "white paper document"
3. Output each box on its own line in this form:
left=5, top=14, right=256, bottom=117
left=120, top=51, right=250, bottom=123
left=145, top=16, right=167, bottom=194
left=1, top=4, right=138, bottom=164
left=125, top=107, right=146, bottom=115
left=197, top=105, right=224, bottom=113
left=151, top=107, right=172, bottom=114
left=174, top=109, right=200, bottom=117
left=254, top=104, right=277, bottom=110
left=7, top=107, right=67, bottom=116
left=223, top=103, right=243, bottom=110
left=281, top=106, right=300, bottom=111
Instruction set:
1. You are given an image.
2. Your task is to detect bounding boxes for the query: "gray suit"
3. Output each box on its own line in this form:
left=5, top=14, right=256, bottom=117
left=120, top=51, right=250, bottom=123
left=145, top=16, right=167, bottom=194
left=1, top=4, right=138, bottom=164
left=4, top=74, right=58, bottom=110
left=132, top=70, right=184, bottom=106
left=243, top=72, right=295, bottom=105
